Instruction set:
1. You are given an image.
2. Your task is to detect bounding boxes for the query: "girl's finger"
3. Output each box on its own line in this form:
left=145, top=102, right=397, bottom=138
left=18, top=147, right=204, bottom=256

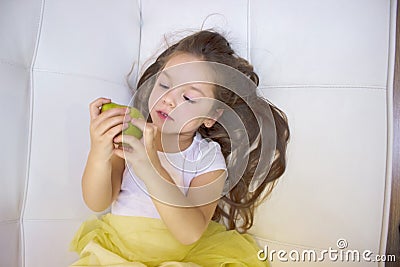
left=114, top=134, right=142, bottom=150
left=91, top=106, right=131, bottom=135
left=144, top=123, right=158, bottom=148
left=93, top=113, right=130, bottom=137
left=113, top=136, right=138, bottom=162
left=113, top=146, right=136, bottom=169
left=113, top=147, right=127, bottom=159
left=89, top=97, right=111, bottom=120
left=131, top=119, right=157, bottom=147
left=129, top=118, right=146, bottom=131
left=102, top=123, right=129, bottom=140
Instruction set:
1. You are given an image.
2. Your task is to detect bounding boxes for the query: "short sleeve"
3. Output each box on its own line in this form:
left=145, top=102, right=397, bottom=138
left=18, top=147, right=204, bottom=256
left=195, top=138, right=227, bottom=177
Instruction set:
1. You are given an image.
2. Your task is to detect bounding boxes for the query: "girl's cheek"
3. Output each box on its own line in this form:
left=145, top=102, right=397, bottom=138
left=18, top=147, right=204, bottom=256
left=148, top=86, right=169, bottom=110
left=148, top=91, right=160, bottom=111
left=174, top=110, right=204, bottom=128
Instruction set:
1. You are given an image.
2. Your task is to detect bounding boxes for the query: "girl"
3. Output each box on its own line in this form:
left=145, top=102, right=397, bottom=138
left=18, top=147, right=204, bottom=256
left=71, top=30, right=290, bottom=267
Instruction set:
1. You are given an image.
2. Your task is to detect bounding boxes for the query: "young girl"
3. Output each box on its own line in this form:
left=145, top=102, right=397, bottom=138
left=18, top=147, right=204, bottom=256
left=70, top=30, right=290, bottom=267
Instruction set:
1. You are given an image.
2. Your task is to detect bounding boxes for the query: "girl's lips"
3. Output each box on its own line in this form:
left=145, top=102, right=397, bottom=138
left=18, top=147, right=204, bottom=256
left=156, top=110, right=173, bottom=121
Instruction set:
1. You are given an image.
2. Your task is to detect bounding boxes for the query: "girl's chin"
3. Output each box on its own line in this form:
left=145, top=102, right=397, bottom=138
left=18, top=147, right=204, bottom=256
left=158, top=126, right=195, bottom=136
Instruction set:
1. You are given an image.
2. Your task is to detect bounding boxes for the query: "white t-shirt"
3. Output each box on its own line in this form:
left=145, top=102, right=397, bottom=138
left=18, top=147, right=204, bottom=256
left=111, top=132, right=227, bottom=218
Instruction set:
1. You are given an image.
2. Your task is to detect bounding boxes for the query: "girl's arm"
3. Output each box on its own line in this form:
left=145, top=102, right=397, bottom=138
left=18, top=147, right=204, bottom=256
left=81, top=98, right=129, bottom=212
left=82, top=153, right=124, bottom=211
left=114, top=119, right=226, bottom=244
left=145, top=165, right=227, bottom=245
left=114, top=129, right=226, bottom=245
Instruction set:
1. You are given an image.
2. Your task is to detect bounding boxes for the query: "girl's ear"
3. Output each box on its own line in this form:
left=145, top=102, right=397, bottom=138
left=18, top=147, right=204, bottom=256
left=203, top=118, right=216, bottom=128
left=203, top=109, right=224, bottom=128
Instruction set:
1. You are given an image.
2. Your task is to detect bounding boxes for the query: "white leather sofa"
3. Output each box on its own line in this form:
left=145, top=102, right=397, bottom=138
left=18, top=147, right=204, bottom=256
left=0, top=1, right=395, bottom=266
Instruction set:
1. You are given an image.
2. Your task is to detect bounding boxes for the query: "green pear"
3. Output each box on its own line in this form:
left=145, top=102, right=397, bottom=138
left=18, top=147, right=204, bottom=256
left=101, top=102, right=144, bottom=139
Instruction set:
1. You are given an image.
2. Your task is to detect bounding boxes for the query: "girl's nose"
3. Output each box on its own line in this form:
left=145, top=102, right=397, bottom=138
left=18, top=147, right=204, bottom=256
left=161, top=90, right=176, bottom=107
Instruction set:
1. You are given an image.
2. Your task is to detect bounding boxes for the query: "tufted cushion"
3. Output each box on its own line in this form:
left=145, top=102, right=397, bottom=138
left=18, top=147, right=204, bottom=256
left=0, top=1, right=394, bottom=266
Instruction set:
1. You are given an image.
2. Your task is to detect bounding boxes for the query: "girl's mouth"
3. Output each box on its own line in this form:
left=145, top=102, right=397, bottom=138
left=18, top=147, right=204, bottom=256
left=156, top=110, right=173, bottom=121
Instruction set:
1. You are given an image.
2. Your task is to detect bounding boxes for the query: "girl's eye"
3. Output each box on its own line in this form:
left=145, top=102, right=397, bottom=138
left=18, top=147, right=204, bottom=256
left=183, top=95, right=195, bottom=104
left=159, top=83, right=169, bottom=89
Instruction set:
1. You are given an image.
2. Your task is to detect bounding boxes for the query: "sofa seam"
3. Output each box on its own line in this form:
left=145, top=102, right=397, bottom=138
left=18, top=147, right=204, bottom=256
left=20, top=218, right=92, bottom=222
left=379, top=0, right=397, bottom=263
left=136, top=0, right=143, bottom=86
left=259, top=85, right=386, bottom=90
left=247, top=0, right=250, bottom=61
left=0, top=59, right=28, bottom=70
left=32, top=68, right=126, bottom=86
left=0, top=219, right=20, bottom=225
left=20, top=0, right=46, bottom=266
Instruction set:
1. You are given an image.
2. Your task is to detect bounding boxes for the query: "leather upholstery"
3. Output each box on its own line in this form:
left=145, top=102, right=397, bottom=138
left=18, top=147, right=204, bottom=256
left=0, top=1, right=394, bottom=266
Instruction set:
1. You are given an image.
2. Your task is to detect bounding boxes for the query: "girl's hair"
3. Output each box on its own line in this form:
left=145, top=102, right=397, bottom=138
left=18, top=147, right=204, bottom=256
left=134, top=30, right=290, bottom=233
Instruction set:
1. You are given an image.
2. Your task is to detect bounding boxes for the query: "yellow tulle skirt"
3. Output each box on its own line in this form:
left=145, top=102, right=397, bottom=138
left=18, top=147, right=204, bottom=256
left=70, top=213, right=269, bottom=267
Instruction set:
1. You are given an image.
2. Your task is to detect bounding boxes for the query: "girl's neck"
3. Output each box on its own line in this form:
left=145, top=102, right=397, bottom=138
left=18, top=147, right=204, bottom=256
left=155, top=131, right=195, bottom=153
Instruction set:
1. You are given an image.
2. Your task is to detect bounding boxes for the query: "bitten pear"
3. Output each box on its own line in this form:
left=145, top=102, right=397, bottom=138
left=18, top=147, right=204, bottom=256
left=101, top=102, right=144, bottom=139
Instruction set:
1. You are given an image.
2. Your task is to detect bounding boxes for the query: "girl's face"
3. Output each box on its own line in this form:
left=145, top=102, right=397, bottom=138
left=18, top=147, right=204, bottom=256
left=148, top=53, right=218, bottom=136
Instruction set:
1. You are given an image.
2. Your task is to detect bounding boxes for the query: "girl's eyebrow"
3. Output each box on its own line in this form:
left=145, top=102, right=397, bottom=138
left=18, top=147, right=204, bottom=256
left=162, top=70, right=207, bottom=96
left=160, top=71, right=171, bottom=79
left=189, top=85, right=206, bottom=96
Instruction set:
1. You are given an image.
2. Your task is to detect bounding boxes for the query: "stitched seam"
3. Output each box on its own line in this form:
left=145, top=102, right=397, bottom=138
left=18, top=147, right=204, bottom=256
left=259, top=84, right=386, bottom=90
left=0, top=219, right=20, bottom=224
left=247, top=0, right=250, bottom=61
left=136, top=0, right=143, bottom=84
left=20, top=0, right=46, bottom=266
left=0, top=59, right=28, bottom=69
left=22, top=218, right=92, bottom=222
left=32, top=68, right=125, bottom=86
left=379, top=0, right=396, bottom=259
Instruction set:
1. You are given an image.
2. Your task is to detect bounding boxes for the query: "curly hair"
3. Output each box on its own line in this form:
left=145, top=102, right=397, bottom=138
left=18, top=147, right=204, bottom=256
left=133, top=30, right=290, bottom=233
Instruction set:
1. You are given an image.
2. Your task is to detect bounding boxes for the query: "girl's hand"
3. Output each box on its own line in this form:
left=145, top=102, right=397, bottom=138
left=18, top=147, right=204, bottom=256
left=88, top=97, right=131, bottom=161
left=113, top=118, right=161, bottom=178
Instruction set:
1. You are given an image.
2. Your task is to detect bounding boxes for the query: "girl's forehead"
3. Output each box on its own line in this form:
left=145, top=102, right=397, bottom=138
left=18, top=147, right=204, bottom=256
left=161, top=53, right=216, bottom=97
left=160, top=54, right=217, bottom=85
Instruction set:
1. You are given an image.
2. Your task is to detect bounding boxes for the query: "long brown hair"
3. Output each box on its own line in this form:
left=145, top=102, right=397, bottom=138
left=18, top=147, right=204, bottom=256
left=134, top=30, right=290, bottom=233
